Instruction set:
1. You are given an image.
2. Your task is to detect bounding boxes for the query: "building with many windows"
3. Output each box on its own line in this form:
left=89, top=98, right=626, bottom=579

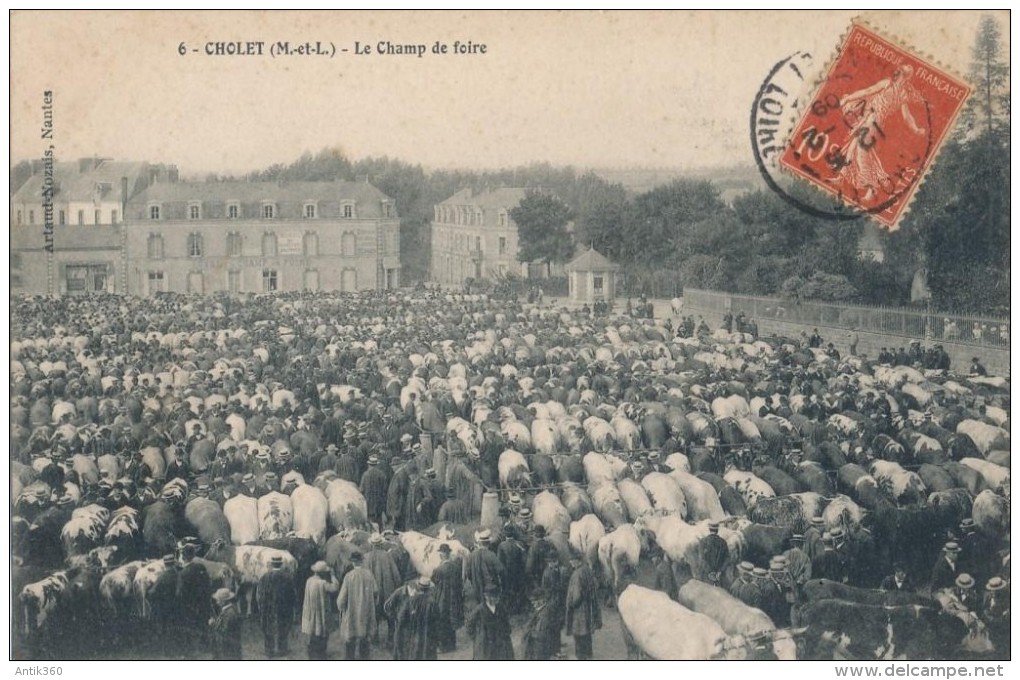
left=10, top=158, right=150, bottom=294
left=125, top=180, right=400, bottom=295
left=429, top=187, right=529, bottom=286
left=10, top=160, right=402, bottom=296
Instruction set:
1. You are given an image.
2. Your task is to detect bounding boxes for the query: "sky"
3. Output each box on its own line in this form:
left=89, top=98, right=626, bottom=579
left=10, top=10, right=1006, bottom=176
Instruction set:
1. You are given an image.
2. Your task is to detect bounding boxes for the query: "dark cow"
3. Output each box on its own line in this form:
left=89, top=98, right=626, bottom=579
left=739, top=523, right=793, bottom=566
left=803, top=579, right=931, bottom=607
left=793, top=599, right=967, bottom=660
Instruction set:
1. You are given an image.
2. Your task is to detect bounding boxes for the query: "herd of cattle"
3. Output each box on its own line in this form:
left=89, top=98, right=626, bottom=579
left=10, top=290, right=1011, bottom=661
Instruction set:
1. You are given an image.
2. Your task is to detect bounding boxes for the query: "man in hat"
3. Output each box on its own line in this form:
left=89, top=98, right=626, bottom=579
left=645, top=451, right=671, bottom=474
left=466, top=583, right=515, bottom=660
left=699, top=521, right=729, bottom=586
left=318, top=443, right=340, bottom=474
left=954, top=573, right=979, bottom=613
left=149, top=554, right=180, bottom=641
left=177, top=544, right=213, bottom=654
left=523, top=588, right=559, bottom=660
left=465, top=529, right=505, bottom=606
left=257, top=554, right=297, bottom=658
left=387, top=576, right=442, bottom=661
left=256, top=470, right=279, bottom=496
left=958, top=517, right=994, bottom=586
left=302, top=561, right=339, bottom=660
left=239, top=472, right=257, bottom=497
left=431, top=543, right=465, bottom=653
left=783, top=534, right=812, bottom=593
left=813, top=533, right=846, bottom=584
left=981, top=577, right=1009, bottom=655
left=930, top=542, right=962, bottom=593
left=359, top=454, right=389, bottom=528
left=763, top=556, right=792, bottom=627
left=336, top=444, right=360, bottom=483
left=541, top=550, right=568, bottom=657
left=364, top=533, right=402, bottom=646
left=437, top=487, right=470, bottom=525
left=209, top=588, right=243, bottom=660
left=407, top=466, right=439, bottom=530
left=495, top=524, right=529, bottom=615
left=387, top=458, right=416, bottom=531
left=337, top=550, right=378, bottom=660
left=880, top=562, right=916, bottom=593
left=970, top=357, right=987, bottom=377
left=565, top=550, right=602, bottom=660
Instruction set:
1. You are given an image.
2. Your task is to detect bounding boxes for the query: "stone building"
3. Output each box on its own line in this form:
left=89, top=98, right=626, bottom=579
left=429, top=187, right=529, bottom=286
left=564, top=247, right=620, bottom=304
left=125, top=179, right=400, bottom=295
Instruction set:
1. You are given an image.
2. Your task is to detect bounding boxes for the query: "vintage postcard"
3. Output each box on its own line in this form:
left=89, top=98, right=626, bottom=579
left=9, top=10, right=1011, bottom=669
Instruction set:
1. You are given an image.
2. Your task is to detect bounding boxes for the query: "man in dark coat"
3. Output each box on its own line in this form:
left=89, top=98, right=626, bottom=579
left=813, top=534, right=846, bottom=584
left=930, top=542, right=961, bottom=593
left=431, top=543, right=464, bottom=652
left=359, top=454, right=388, bottom=527
left=257, top=555, right=297, bottom=658
left=388, top=577, right=443, bottom=660
left=879, top=563, right=917, bottom=592
left=565, top=553, right=602, bottom=660
left=730, top=562, right=762, bottom=609
left=526, top=525, right=554, bottom=589
left=463, top=530, right=505, bottom=606
left=364, top=533, right=402, bottom=646
left=699, top=521, right=729, bottom=585
left=523, top=589, right=558, bottom=660
left=466, top=583, right=515, bottom=660
left=437, top=488, right=470, bottom=524
left=541, top=552, right=567, bottom=657
left=495, top=525, right=529, bottom=614
left=386, top=459, right=414, bottom=531
left=208, top=588, right=243, bottom=660
left=176, top=545, right=212, bottom=654
left=149, top=554, right=180, bottom=641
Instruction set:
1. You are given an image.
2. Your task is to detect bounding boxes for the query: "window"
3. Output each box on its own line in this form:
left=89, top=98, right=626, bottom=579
left=149, top=205, right=160, bottom=220
left=383, top=202, right=394, bottom=218
left=594, top=276, right=604, bottom=295
left=304, top=231, right=319, bottom=257
left=262, top=232, right=277, bottom=257
left=227, top=203, right=239, bottom=219
left=498, top=210, right=508, bottom=227
left=189, top=203, right=201, bottom=220
left=499, top=237, right=507, bottom=255
left=187, top=232, right=204, bottom=258
left=341, top=231, right=356, bottom=257
left=304, top=269, right=320, bottom=291
left=147, top=271, right=166, bottom=295
left=227, top=232, right=242, bottom=257
left=59, top=211, right=65, bottom=225
left=28, top=210, right=35, bottom=225
left=94, top=210, right=101, bottom=225
left=475, top=236, right=482, bottom=251
left=147, top=233, right=164, bottom=259
left=262, top=269, right=278, bottom=292
left=342, top=203, right=354, bottom=219
left=262, top=203, right=275, bottom=219
left=304, top=203, right=317, bottom=219
left=228, top=270, right=241, bottom=292
left=111, top=210, right=118, bottom=224
left=78, top=210, right=85, bottom=225
left=187, top=272, right=204, bottom=294
left=16, top=211, right=22, bottom=225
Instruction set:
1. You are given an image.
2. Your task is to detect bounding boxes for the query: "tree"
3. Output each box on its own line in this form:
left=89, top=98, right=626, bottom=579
left=959, top=14, right=1010, bottom=141
left=509, top=191, right=575, bottom=275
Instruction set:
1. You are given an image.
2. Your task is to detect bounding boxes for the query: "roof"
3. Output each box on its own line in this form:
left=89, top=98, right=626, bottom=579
left=134, top=179, right=391, bottom=205
left=437, top=187, right=529, bottom=210
left=13, top=160, right=147, bottom=204
left=565, top=247, right=619, bottom=272
left=128, top=180, right=396, bottom=220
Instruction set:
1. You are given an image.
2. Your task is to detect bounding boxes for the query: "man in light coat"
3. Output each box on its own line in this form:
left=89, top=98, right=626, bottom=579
left=337, top=551, right=378, bottom=660
left=302, top=561, right=339, bottom=660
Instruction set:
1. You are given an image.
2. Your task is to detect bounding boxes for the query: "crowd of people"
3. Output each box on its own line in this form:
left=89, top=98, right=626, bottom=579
left=10, top=288, right=1011, bottom=661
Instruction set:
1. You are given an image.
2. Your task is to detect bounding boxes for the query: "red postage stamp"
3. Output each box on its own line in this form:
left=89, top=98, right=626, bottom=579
left=779, top=23, right=971, bottom=229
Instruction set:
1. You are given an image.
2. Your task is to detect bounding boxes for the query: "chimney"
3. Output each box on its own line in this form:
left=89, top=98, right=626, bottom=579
left=149, top=168, right=159, bottom=185
left=121, top=177, right=129, bottom=216
left=168, top=165, right=179, bottom=183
